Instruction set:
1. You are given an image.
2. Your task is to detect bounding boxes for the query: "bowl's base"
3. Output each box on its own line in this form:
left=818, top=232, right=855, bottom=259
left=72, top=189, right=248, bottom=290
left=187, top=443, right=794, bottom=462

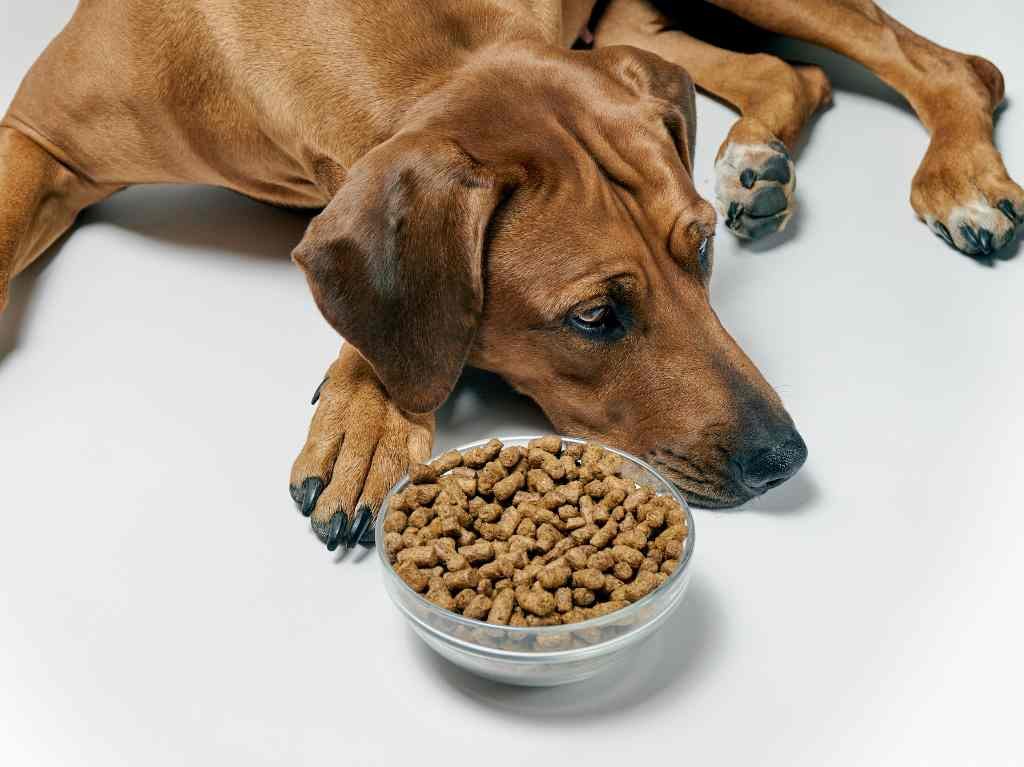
left=414, top=626, right=636, bottom=687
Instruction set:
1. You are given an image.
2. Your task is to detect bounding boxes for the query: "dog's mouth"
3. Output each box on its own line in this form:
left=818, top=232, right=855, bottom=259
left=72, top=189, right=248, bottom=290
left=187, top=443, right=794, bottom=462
left=647, top=452, right=759, bottom=510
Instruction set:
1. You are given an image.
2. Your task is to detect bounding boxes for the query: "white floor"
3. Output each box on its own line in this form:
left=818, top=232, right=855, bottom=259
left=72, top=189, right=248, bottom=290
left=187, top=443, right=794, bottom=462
left=2, top=1, right=1022, bottom=765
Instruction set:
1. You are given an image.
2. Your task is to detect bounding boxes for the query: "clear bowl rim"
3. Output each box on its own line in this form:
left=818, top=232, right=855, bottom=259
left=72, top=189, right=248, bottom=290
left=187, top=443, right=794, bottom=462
left=375, top=435, right=696, bottom=643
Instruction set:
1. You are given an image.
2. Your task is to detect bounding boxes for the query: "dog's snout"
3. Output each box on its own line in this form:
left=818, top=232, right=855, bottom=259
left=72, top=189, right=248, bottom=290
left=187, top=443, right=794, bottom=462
left=735, top=429, right=808, bottom=492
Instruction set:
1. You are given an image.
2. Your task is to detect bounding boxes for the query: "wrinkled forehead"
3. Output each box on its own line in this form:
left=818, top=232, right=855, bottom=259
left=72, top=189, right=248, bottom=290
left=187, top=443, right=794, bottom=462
left=486, top=163, right=654, bottom=310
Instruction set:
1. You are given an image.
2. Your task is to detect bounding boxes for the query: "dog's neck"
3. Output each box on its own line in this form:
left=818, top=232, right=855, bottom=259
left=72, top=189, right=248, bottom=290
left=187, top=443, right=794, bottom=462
left=309, top=3, right=580, bottom=196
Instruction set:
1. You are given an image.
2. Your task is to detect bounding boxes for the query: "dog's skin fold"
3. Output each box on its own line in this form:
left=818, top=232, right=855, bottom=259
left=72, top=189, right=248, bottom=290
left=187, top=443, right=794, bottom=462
left=1, top=1, right=1019, bottom=548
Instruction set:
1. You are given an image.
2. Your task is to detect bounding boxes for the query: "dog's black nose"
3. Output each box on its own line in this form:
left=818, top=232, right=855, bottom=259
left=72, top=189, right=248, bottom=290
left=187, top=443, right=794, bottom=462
left=735, top=430, right=808, bottom=492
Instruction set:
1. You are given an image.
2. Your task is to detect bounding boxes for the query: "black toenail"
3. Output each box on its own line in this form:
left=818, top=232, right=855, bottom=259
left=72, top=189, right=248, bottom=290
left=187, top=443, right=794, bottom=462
left=748, top=187, right=788, bottom=218
left=740, top=169, right=757, bottom=188
left=934, top=222, right=955, bottom=247
left=300, top=477, right=324, bottom=517
left=358, top=526, right=375, bottom=548
left=768, top=139, right=790, bottom=158
left=325, top=511, right=350, bottom=551
left=347, top=506, right=373, bottom=549
left=978, top=228, right=995, bottom=254
left=727, top=202, right=744, bottom=229
left=759, top=154, right=792, bottom=185
left=997, top=199, right=1019, bottom=224
left=311, top=376, right=328, bottom=405
left=960, top=224, right=981, bottom=252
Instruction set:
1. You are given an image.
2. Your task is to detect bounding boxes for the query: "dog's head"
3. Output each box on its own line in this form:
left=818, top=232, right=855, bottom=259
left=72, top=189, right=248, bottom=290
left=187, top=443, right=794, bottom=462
left=294, top=44, right=806, bottom=507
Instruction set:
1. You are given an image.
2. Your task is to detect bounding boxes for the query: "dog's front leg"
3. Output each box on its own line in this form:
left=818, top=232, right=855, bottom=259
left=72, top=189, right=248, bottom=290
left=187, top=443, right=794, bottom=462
left=706, top=0, right=1023, bottom=257
left=289, top=344, right=434, bottom=551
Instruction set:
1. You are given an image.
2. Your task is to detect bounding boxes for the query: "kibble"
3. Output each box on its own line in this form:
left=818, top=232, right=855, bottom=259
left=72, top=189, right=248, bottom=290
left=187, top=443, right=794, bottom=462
left=384, top=437, right=688, bottom=627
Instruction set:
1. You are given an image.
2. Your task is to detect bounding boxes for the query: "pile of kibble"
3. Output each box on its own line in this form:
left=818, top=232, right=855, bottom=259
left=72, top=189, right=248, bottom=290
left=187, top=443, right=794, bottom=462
left=382, top=437, right=688, bottom=627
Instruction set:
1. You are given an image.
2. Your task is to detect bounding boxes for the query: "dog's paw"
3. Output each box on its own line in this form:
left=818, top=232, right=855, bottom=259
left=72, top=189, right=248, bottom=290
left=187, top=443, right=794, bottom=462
left=912, top=141, right=1023, bottom=259
left=715, top=120, right=796, bottom=241
left=289, top=346, right=434, bottom=552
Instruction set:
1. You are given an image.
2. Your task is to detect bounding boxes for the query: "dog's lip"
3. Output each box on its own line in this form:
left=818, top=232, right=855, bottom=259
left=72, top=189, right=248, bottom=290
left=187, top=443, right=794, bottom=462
left=678, top=487, right=758, bottom=510
left=646, top=455, right=757, bottom=509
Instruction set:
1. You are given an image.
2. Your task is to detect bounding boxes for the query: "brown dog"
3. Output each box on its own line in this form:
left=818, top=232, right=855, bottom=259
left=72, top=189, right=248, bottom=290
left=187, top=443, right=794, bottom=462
left=1, top=1, right=1018, bottom=549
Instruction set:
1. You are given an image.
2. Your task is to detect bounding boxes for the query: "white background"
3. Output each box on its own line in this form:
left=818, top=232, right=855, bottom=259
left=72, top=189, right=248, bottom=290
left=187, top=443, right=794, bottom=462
left=1, top=1, right=1021, bottom=764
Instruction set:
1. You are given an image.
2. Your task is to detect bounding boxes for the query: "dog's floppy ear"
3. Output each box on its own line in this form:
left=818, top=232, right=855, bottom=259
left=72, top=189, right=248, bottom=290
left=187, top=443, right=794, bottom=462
left=293, top=132, right=518, bottom=414
left=594, top=45, right=697, bottom=171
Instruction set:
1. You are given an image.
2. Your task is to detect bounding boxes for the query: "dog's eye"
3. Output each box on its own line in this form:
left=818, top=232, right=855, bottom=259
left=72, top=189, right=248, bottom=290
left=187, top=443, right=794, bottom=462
left=567, top=303, right=624, bottom=339
left=575, top=305, right=610, bottom=325
left=698, top=236, right=713, bottom=275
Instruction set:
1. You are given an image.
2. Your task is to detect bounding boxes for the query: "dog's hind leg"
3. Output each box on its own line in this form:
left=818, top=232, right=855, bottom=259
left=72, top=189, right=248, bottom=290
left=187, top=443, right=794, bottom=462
left=704, top=0, right=1023, bottom=258
left=593, top=0, right=832, bottom=240
left=0, top=127, right=118, bottom=312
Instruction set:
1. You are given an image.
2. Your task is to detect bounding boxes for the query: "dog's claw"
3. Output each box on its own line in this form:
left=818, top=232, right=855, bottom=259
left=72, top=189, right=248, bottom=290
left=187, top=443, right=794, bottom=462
left=311, top=376, right=328, bottom=405
left=358, top=524, right=375, bottom=548
left=300, top=477, right=324, bottom=517
left=325, top=511, right=350, bottom=551
left=726, top=202, right=745, bottom=230
left=934, top=222, right=955, bottom=248
left=348, top=506, right=373, bottom=549
left=978, top=228, right=995, bottom=254
left=997, top=199, right=1019, bottom=224
left=960, top=224, right=981, bottom=252
left=767, top=139, right=791, bottom=159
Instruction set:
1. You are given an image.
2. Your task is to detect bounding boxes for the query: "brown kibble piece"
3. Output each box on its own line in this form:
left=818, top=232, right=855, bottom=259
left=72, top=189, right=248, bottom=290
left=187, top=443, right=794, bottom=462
left=625, top=571, right=660, bottom=602
left=476, top=460, right=508, bottom=495
left=487, top=589, right=515, bottom=625
left=528, top=435, right=563, bottom=454
left=397, top=545, right=439, bottom=568
left=611, top=544, right=644, bottom=568
left=591, top=519, right=618, bottom=548
left=431, top=450, right=463, bottom=473
left=409, top=463, right=439, bottom=484
left=555, top=587, right=573, bottom=613
left=384, top=531, right=404, bottom=560
left=572, top=568, right=606, bottom=590
left=459, top=540, right=494, bottom=563
left=395, top=560, right=429, bottom=592
left=612, top=560, right=633, bottom=581
left=565, top=545, right=596, bottom=570
left=454, top=588, right=477, bottom=611
left=498, top=445, right=526, bottom=468
left=383, top=510, right=408, bottom=533
left=587, top=550, right=615, bottom=572
left=443, top=567, right=480, bottom=591
left=492, top=471, right=525, bottom=502
left=537, top=561, right=572, bottom=589
left=515, top=585, right=556, bottom=617
left=527, top=469, right=554, bottom=494
left=464, top=594, right=493, bottom=620
left=572, top=587, right=596, bottom=607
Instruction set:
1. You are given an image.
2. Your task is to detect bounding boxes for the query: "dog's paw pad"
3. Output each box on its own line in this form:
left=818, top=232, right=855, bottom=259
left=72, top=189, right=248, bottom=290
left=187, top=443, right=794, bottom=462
left=715, top=141, right=796, bottom=241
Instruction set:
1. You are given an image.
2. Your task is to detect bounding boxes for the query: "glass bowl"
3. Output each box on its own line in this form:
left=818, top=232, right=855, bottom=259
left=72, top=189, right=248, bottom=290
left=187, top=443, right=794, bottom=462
left=375, top=436, right=696, bottom=687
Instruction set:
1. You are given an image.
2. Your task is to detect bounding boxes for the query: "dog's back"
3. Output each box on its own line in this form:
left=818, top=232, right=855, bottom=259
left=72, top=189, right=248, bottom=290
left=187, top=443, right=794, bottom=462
left=3, top=0, right=557, bottom=205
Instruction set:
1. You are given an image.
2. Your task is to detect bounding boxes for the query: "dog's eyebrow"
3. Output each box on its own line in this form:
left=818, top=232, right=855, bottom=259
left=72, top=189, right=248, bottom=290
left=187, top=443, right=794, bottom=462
left=539, top=273, right=641, bottom=321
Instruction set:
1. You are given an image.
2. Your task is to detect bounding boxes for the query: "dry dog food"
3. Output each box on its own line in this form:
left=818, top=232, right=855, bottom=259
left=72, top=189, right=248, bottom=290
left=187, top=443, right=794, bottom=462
left=383, top=437, right=688, bottom=627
